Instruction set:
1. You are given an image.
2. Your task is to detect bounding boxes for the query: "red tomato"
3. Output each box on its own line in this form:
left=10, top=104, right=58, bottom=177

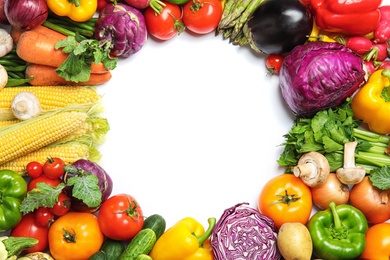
left=265, top=54, right=285, bottom=75
left=35, top=207, right=55, bottom=228
left=182, top=0, right=223, bottom=34
left=28, top=175, right=62, bottom=191
left=43, top=157, right=65, bottom=179
left=11, top=213, right=49, bottom=253
left=144, top=1, right=185, bottom=41
left=49, top=192, right=72, bottom=217
left=258, top=174, right=312, bottom=229
left=97, top=193, right=144, bottom=240
left=26, top=161, right=43, bottom=179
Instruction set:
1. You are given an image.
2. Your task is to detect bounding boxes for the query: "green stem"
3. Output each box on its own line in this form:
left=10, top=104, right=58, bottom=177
left=2, top=237, right=38, bottom=257
left=43, top=20, right=77, bottom=37
left=353, top=128, right=390, bottom=144
left=197, top=217, right=216, bottom=246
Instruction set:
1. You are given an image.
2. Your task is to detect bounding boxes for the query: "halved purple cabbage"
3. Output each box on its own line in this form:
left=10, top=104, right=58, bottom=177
left=94, top=3, right=147, bottom=58
left=211, top=202, right=281, bottom=260
left=279, top=42, right=365, bottom=118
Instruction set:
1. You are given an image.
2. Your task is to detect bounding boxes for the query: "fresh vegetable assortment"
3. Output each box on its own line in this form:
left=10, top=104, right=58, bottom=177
left=0, top=0, right=390, bottom=259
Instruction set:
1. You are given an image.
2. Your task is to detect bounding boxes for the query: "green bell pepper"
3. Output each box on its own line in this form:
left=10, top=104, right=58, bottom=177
left=0, top=170, right=27, bottom=232
left=307, top=202, right=368, bottom=260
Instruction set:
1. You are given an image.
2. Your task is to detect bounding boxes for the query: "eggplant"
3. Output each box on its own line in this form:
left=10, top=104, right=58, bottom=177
left=243, top=0, right=313, bottom=54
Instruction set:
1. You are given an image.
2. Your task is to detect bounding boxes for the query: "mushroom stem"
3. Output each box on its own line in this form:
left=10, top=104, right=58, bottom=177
left=343, top=141, right=357, bottom=168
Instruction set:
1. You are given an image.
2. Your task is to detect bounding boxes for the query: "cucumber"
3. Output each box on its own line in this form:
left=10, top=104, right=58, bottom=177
left=101, top=239, right=125, bottom=259
left=89, top=239, right=125, bottom=260
left=119, top=229, right=156, bottom=260
left=142, top=214, right=166, bottom=239
left=135, top=254, right=153, bottom=260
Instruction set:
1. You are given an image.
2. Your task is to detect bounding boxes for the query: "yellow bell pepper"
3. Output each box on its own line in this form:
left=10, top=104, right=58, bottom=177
left=47, top=0, right=97, bottom=22
left=351, top=69, right=390, bottom=135
left=149, top=217, right=216, bottom=260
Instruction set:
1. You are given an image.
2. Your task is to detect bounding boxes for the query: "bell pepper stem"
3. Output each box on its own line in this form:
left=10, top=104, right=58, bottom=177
left=329, top=202, right=348, bottom=240
left=197, top=217, right=216, bottom=247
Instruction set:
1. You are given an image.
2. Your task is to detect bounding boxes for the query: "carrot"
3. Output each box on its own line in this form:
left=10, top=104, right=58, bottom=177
left=26, top=64, right=112, bottom=86
left=16, top=26, right=108, bottom=74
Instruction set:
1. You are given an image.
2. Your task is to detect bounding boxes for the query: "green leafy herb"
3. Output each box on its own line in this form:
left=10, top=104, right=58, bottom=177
left=278, top=98, right=390, bottom=173
left=19, top=171, right=102, bottom=214
left=55, top=34, right=117, bottom=83
left=369, top=165, right=390, bottom=190
left=67, top=174, right=102, bottom=208
left=19, top=182, right=66, bottom=213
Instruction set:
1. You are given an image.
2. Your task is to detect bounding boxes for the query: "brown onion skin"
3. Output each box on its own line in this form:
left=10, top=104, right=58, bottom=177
left=310, top=173, right=350, bottom=210
left=349, top=176, right=390, bottom=224
left=4, top=0, right=48, bottom=30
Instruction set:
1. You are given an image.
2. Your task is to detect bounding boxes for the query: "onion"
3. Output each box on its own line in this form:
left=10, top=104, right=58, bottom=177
left=4, top=0, right=48, bottom=30
left=0, top=0, right=8, bottom=24
left=349, top=176, right=390, bottom=224
left=211, top=202, right=281, bottom=260
left=310, top=173, right=350, bottom=210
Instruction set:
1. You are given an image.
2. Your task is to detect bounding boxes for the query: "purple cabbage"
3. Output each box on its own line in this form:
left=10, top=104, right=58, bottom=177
left=211, top=202, right=281, bottom=260
left=279, top=41, right=365, bottom=118
left=94, top=3, right=147, bottom=58
left=63, top=159, right=113, bottom=212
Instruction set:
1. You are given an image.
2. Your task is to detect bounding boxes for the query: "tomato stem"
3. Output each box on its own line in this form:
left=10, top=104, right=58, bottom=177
left=62, top=228, right=77, bottom=243
left=269, top=190, right=301, bottom=206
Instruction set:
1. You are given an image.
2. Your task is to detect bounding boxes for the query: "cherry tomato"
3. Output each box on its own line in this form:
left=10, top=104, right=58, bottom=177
left=258, top=174, right=312, bottom=229
left=97, top=193, right=144, bottom=240
left=43, top=157, right=65, bottom=179
left=28, top=175, right=62, bottom=191
left=182, top=0, right=223, bottom=35
left=265, top=53, right=285, bottom=75
left=48, top=212, right=104, bottom=260
left=35, top=207, right=55, bottom=228
left=360, top=223, right=390, bottom=259
left=26, top=161, right=43, bottom=179
left=11, top=213, right=49, bottom=254
left=144, top=1, right=185, bottom=41
left=49, top=192, right=71, bottom=217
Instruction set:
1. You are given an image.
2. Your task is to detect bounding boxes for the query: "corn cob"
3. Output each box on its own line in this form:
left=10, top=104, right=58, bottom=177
left=0, top=119, right=21, bottom=127
left=0, top=141, right=101, bottom=175
left=1, top=117, right=110, bottom=146
left=0, top=86, right=101, bottom=120
left=0, top=109, right=88, bottom=165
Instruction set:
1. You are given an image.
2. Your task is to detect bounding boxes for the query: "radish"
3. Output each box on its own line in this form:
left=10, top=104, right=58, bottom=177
left=379, top=5, right=390, bottom=21
left=379, top=59, right=390, bottom=70
left=346, top=36, right=373, bottom=55
left=363, top=60, right=376, bottom=78
left=124, top=0, right=165, bottom=14
left=364, top=42, right=389, bottom=62
left=374, top=19, right=390, bottom=43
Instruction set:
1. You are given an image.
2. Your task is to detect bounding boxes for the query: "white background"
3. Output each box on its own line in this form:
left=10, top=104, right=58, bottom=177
left=97, top=30, right=294, bottom=229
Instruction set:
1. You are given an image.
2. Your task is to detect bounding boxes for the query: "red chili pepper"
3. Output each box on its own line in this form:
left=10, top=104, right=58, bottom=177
left=310, top=0, right=381, bottom=36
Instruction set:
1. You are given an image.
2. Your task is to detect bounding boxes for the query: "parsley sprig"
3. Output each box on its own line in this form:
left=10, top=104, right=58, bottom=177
left=55, top=34, right=117, bottom=83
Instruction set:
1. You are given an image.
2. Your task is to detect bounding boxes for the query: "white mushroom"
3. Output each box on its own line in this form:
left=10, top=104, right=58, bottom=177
left=336, top=141, right=365, bottom=185
left=0, top=28, right=13, bottom=58
left=0, top=64, right=7, bottom=91
left=293, top=151, right=330, bottom=187
left=11, top=91, right=41, bottom=120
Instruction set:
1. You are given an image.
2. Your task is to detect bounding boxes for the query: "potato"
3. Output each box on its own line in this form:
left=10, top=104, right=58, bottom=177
left=277, top=222, right=313, bottom=260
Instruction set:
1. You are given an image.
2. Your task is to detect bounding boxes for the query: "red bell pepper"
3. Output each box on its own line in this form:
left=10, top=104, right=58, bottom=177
left=310, top=0, right=382, bottom=36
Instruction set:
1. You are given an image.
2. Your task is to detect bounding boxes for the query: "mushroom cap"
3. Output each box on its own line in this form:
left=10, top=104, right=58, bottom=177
left=11, top=91, right=41, bottom=120
left=294, top=151, right=330, bottom=187
left=336, top=167, right=365, bottom=185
